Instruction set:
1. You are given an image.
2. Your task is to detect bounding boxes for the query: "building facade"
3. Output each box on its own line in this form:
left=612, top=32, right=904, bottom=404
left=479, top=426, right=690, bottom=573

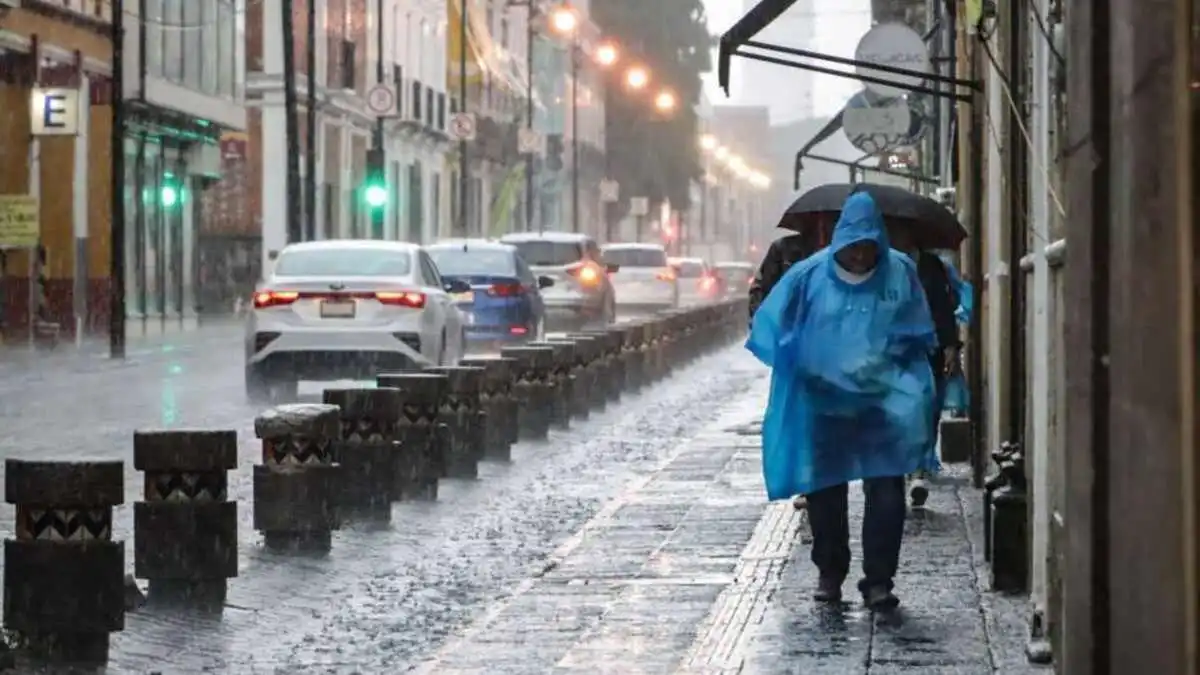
left=240, top=0, right=453, bottom=280
left=0, top=0, right=246, bottom=341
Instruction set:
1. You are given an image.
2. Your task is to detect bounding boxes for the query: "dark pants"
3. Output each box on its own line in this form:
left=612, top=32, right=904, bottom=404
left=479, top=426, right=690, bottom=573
left=807, top=477, right=907, bottom=593
left=930, top=357, right=947, bottom=452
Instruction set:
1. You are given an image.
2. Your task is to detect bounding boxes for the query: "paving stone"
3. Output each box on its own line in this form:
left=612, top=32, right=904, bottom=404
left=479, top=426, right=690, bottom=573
left=415, top=383, right=1054, bottom=675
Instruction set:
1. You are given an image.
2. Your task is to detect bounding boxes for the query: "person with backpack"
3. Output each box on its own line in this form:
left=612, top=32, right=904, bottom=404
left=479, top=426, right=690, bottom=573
left=889, top=228, right=961, bottom=507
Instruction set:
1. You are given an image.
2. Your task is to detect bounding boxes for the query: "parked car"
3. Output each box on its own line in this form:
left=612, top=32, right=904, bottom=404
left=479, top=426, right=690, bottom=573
left=497, top=231, right=617, bottom=330
left=601, top=242, right=679, bottom=313
left=244, top=240, right=469, bottom=403
left=713, top=261, right=755, bottom=298
left=426, top=239, right=554, bottom=349
left=669, top=257, right=722, bottom=306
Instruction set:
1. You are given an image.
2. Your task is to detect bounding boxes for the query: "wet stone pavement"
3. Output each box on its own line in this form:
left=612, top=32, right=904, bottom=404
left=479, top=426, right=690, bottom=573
left=0, top=324, right=1049, bottom=674
left=416, top=380, right=1050, bottom=674
left=0, top=323, right=762, bottom=673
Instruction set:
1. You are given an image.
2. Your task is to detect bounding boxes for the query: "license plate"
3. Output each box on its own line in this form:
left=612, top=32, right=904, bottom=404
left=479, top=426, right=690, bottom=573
left=451, top=291, right=475, bottom=304
left=320, top=300, right=356, bottom=318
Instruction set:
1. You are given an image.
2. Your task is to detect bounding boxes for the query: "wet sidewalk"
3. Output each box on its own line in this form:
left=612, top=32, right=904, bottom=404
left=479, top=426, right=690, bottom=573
left=415, top=381, right=1047, bottom=674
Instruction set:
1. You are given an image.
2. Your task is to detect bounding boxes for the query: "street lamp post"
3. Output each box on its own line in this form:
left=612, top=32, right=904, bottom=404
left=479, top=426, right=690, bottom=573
left=525, top=5, right=536, bottom=232
left=570, top=42, right=580, bottom=233
left=456, top=0, right=469, bottom=237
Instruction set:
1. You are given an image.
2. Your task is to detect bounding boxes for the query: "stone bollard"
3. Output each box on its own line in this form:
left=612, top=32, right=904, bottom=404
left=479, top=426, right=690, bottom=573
left=426, top=366, right=488, bottom=478
left=322, top=388, right=403, bottom=517
left=500, top=346, right=556, bottom=440
left=529, top=340, right=575, bottom=428
left=377, top=372, right=449, bottom=500
left=632, top=322, right=652, bottom=388
left=618, top=324, right=643, bottom=391
left=133, top=430, right=238, bottom=608
left=461, top=356, right=518, bottom=460
left=585, top=329, right=623, bottom=404
left=547, top=337, right=592, bottom=419
left=5, top=460, right=125, bottom=664
left=253, top=404, right=342, bottom=551
left=647, top=319, right=668, bottom=381
left=565, top=332, right=606, bottom=411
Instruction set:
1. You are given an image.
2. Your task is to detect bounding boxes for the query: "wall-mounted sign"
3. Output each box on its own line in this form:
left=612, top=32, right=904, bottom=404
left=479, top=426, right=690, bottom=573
left=842, top=91, right=929, bottom=154
left=854, top=23, right=931, bottom=98
left=30, top=88, right=81, bottom=136
left=0, top=195, right=39, bottom=248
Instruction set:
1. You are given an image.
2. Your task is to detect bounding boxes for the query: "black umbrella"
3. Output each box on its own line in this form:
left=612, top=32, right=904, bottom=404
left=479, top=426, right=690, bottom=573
left=780, top=183, right=967, bottom=249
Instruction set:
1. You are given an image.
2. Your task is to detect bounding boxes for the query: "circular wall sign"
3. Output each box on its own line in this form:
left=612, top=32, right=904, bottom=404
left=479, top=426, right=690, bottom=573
left=854, top=23, right=931, bottom=98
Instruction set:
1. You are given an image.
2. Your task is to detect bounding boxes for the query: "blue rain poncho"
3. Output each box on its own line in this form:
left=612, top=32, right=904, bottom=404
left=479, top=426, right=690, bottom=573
left=938, top=253, right=974, bottom=325
left=746, top=193, right=938, bottom=501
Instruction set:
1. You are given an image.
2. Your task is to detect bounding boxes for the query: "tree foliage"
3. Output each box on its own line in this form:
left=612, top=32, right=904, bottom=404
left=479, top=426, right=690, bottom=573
left=591, top=0, right=711, bottom=214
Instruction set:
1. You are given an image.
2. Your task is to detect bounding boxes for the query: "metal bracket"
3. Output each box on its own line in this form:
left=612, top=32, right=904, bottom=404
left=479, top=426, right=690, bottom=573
left=796, top=152, right=939, bottom=190
left=717, top=0, right=983, bottom=100
left=734, top=44, right=980, bottom=103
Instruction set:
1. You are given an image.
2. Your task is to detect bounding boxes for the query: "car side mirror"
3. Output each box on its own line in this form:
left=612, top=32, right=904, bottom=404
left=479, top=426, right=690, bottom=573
left=537, top=275, right=554, bottom=289
left=444, top=279, right=471, bottom=294
left=605, top=263, right=620, bottom=273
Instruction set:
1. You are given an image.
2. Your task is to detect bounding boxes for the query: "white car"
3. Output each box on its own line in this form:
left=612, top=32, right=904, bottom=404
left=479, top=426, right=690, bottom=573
left=669, top=257, right=722, bottom=306
left=497, top=231, right=617, bottom=331
left=601, top=242, right=678, bottom=313
left=244, top=240, right=469, bottom=402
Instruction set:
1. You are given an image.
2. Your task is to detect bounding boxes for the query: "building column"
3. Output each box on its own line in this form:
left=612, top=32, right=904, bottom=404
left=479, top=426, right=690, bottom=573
left=260, top=0, right=287, bottom=270
left=1027, top=0, right=1054, bottom=637
left=984, top=54, right=1009, bottom=459
left=339, top=120, right=353, bottom=238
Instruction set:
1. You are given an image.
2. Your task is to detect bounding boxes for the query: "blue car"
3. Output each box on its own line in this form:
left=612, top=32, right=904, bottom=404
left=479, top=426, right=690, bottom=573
left=426, top=239, right=554, bottom=347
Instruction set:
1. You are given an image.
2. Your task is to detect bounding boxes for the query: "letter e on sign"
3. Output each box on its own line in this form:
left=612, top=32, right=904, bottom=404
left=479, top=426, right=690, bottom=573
left=30, top=88, right=81, bottom=136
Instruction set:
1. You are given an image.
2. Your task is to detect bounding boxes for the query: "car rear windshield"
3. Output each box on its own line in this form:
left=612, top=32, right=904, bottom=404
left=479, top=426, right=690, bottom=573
left=273, top=248, right=412, bottom=276
left=603, top=248, right=668, bottom=268
left=509, top=241, right=583, bottom=266
left=674, top=261, right=706, bottom=278
left=427, top=248, right=515, bottom=276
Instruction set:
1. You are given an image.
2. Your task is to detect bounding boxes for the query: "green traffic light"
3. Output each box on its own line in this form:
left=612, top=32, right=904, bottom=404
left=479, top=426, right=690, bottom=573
left=160, top=185, right=178, bottom=208
left=364, top=184, right=387, bottom=208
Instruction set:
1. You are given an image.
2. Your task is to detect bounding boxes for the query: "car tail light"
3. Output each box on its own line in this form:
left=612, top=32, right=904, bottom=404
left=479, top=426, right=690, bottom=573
left=253, top=290, right=299, bottom=309
left=568, top=262, right=603, bottom=285
left=488, top=282, right=524, bottom=297
left=656, top=268, right=676, bottom=281
left=375, top=291, right=426, bottom=308
left=700, top=275, right=718, bottom=291
left=509, top=325, right=528, bottom=335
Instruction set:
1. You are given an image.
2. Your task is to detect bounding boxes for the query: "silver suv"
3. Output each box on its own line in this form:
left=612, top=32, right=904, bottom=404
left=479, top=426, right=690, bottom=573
left=498, top=231, right=617, bottom=330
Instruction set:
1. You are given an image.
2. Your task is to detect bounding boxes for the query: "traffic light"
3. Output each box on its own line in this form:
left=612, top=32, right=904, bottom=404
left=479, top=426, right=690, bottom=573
left=160, top=172, right=183, bottom=209
left=363, top=148, right=387, bottom=211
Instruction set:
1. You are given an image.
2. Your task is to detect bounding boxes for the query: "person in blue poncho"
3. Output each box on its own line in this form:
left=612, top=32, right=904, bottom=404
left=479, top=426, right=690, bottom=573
left=746, top=191, right=938, bottom=609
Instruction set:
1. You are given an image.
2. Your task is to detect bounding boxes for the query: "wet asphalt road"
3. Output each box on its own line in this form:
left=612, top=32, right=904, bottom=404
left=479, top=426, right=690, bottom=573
left=0, top=321, right=761, bottom=673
